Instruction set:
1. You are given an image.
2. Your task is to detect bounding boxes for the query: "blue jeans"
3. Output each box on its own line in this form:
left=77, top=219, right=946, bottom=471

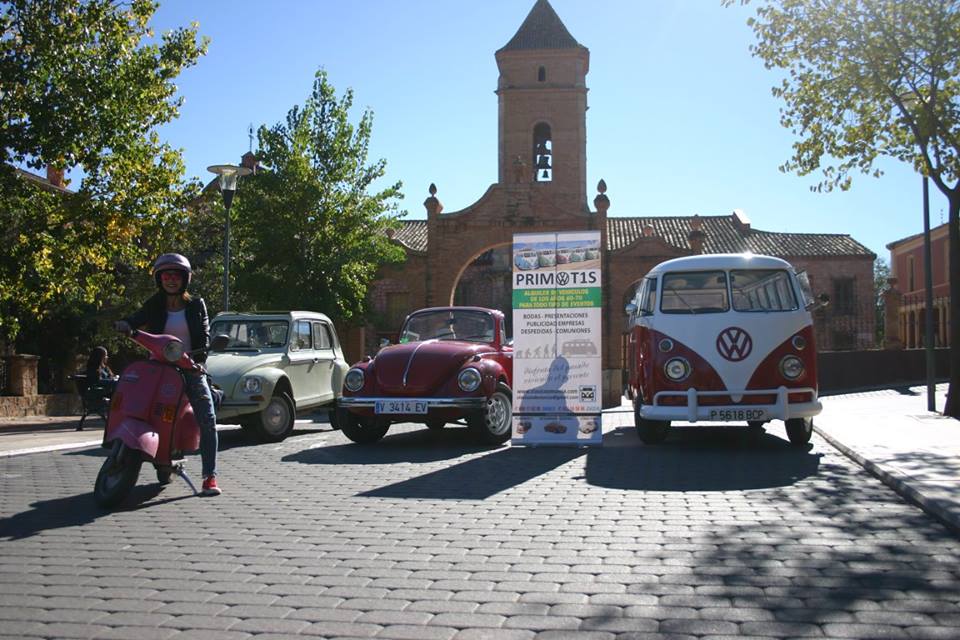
left=184, top=371, right=218, bottom=478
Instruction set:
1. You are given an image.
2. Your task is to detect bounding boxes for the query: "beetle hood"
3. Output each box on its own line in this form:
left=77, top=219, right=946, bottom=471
left=373, top=340, right=489, bottom=394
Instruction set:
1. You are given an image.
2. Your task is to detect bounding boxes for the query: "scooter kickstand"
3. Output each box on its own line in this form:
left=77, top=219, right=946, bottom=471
left=174, top=465, right=199, bottom=495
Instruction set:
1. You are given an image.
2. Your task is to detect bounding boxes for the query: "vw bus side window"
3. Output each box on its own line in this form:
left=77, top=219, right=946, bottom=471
left=795, top=270, right=816, bottom=308
left=660, top=271, right=729, bottom=314
left=640, top=277, right=657, bottom=315
left=730, top=269, right=799, bottom=312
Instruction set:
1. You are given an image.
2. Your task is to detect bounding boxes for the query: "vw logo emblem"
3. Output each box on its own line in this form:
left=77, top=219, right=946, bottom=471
left=556, top=272, right=570, bottom=286
left=716, top=327, right=752, bottom=361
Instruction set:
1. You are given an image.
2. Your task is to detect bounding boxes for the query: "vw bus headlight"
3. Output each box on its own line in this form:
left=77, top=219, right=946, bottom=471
left=664, top=357, right=691, bottom=382
left=241, top=376, right=262, bottom=394
left=658, top=338, right=674, bottom=353
left=791, top=334, right=807, bottom=350
left=162, top=340, right=184, bottom=363
left=458, top=367, right=482, bottom=392
left=344, top=368, right=365, bottom=392
left=780, top=355, right=805, bottom=380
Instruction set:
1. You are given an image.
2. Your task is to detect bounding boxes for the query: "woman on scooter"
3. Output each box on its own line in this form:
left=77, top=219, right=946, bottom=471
left=115, top=253, right=222, bottom=496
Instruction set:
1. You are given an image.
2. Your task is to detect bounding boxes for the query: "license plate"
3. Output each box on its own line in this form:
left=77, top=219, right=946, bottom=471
left=708, top=408, right=768, bottom=422
left=375, top=399, right=428, bottom=414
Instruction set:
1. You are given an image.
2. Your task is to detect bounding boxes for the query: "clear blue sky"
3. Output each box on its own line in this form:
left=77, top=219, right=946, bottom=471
left=149, top=0, right=945, bottom=260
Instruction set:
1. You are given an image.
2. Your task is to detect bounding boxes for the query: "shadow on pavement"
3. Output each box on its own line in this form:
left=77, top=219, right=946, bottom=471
left=357, top=446, right=586, bottom=500
left=0, top=480, right=195, bottom=540
left=283, top=425, right=505, bottom=466
left=583, top=426, right=822, bottom=492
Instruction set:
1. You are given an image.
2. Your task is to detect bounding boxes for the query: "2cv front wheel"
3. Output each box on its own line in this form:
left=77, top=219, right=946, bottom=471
left=244, top=392, right=296, bottom=443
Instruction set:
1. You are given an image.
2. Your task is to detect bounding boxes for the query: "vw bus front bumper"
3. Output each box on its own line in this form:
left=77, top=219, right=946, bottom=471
left=640, top=386, right=821, bottom=423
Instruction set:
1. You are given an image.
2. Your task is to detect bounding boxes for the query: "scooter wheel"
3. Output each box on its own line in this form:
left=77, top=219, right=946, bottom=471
left=156, top=467, right=173, bottom=486
left=94, top=443, right=142, bottom=508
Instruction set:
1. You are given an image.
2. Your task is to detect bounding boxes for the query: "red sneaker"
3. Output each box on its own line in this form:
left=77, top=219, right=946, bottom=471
left=201, top=476, right=222, bottom=496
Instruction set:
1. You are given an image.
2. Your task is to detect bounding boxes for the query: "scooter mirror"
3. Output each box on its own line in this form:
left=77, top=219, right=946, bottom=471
left=210, top=334, right=230, bottom=352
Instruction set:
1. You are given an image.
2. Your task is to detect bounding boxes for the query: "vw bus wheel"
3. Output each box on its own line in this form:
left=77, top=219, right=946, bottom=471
left=634, top=403, right=669, bottom=444
left=253, top=392, right=295, bottom=443
left=468, top=383, right=512, bottom=445
left=94, top=442, right=142, bottom=508
left=785, top=417, right=813, bottom=446
left=338, top=407, right=389, bottom=444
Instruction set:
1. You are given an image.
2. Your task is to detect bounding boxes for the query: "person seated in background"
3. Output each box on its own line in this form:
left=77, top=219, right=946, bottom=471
left=86, top=346, right=116, bottom=383
left=77, top=346, right=117, bottom=431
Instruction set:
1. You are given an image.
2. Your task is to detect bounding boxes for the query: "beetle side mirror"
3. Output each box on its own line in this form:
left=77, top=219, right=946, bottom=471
left=210, top=334, right=230, bottom=352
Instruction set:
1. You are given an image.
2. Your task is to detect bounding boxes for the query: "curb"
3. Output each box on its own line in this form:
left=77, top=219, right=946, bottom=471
left=814, top=425, right=960, bottom=536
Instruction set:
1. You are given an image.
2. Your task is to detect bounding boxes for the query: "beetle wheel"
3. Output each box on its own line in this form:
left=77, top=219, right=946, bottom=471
left=467, top=383, right=512, bottom=445
left=338, top=407, right=389, bottom=444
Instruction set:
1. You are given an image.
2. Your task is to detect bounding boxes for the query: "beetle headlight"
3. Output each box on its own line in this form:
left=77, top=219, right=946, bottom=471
left=241, top=376, right=262, bottom=394
left=344, top=368, right=365, bottom=392
left=458, top=367, right=482, bottom=392
left=162, top=340, right=184, bottom=363
left=780, top=355, right=805, bottom=380
left=663, top=357, right=691, bottom=382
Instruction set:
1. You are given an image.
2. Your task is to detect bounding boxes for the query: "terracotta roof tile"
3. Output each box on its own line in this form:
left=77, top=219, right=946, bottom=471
left=607, top=215, right=875, bottom=257
left=395, top=215, right=874, bottom=258
left=499, top=0, right=580, bottom=52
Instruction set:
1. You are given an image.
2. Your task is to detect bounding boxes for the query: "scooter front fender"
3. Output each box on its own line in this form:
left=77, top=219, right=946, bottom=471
left=108, top=417, right=160, bottom=459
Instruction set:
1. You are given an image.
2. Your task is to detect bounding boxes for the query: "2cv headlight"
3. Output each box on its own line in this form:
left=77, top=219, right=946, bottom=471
left=241, top=376, right=262, bottom=394
left=344, top=368, right=365, bottom=392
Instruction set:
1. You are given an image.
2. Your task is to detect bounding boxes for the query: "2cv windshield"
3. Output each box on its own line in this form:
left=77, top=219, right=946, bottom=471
left=400, top=310, right=495, bottom=343
left=210, top=320, right=289, bottom=350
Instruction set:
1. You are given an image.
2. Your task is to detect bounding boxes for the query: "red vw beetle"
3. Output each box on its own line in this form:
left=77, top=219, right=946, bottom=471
left=337, top=306, right=513, bottom=444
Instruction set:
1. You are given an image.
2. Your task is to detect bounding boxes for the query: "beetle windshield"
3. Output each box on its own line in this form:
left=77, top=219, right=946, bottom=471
left=730, top=269, right=799, bottom=312
left=210, top=320, right=289, bottom=350
left=400, top=310, right=495, bottom=343
left=660, top=271, right=729, bottom=314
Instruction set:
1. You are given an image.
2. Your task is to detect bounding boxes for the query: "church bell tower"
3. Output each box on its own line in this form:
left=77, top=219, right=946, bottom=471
left=495, top=0, right=590, bottom=212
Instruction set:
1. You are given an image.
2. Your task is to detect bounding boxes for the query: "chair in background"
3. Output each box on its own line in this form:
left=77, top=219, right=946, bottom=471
left=69, top=373, right=113, bottom=430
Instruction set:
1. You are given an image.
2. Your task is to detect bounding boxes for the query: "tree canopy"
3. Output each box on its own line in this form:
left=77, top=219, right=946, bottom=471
left=0, top=0, right=207, bottom=346
left=229, top=69, right=406, bottom=323
left=727, top=0, right=960, bottom=416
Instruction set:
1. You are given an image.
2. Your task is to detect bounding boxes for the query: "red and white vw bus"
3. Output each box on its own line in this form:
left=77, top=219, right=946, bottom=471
left=624, top=253, right=822, bottom=446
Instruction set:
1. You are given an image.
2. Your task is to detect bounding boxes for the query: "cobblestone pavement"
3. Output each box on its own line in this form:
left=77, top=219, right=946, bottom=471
left=2, top=413, right=959, bottom=639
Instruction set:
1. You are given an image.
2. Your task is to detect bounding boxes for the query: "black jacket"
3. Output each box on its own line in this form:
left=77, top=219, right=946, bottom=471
left=123, top=293, right=211, bottom=363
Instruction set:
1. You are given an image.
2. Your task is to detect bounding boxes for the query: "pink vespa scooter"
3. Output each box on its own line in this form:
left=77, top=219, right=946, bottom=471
left=93, top=329, right=227, bottom=508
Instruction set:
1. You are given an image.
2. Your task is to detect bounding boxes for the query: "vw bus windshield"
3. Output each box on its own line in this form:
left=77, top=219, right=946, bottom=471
left=730, top=269, right=798, bottom=312
left=660, top=271, right=729, bottom=314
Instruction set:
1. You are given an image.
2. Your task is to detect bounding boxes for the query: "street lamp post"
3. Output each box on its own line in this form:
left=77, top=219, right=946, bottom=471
left=207, top=164, right=252, bottom=312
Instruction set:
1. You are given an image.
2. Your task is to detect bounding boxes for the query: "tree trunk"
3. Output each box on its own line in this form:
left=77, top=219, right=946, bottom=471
left=945, top=193, right=960, bottom=418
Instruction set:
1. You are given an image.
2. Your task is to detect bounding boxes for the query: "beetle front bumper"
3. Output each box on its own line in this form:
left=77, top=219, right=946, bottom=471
left=339, top=397, right=487, bottom=410
left=640, top=386, right=821, bottom=423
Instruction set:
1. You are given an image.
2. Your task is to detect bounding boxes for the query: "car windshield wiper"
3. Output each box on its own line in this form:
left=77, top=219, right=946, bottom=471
left=666, top=286, right=697, bottom=314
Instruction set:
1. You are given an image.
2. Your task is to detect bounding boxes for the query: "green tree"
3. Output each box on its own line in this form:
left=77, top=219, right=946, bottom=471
left=230, top=69, right=406, bottom=323
left=874, top=257, right=891, bottom=345
left=0, top=0, right=207, bottom=349
left=726, top=0, right=960, bottom=417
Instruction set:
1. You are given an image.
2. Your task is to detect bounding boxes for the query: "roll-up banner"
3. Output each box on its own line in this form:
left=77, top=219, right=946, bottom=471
left=511, top=231, right=603, bottom=446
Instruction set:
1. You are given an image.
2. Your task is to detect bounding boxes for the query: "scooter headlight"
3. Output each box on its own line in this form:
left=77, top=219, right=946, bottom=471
left=162, top=340, right=184, bottom=363
left=241, top=376, right=262, bottom=394
left=780, top=355, right=805, bottom=380
left=664, top=357, right=691, bottom=382
left=458, top=367, right=482, bottom=392
left=344, top=368, right=365, bottom=392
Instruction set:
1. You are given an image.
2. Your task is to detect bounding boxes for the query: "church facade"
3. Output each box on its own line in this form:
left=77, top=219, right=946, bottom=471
left=363, top=0, right=876, bottom=407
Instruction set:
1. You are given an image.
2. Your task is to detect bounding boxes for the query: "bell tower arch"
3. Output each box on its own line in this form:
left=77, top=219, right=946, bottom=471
left=495, top=0, right=589, bottom=212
